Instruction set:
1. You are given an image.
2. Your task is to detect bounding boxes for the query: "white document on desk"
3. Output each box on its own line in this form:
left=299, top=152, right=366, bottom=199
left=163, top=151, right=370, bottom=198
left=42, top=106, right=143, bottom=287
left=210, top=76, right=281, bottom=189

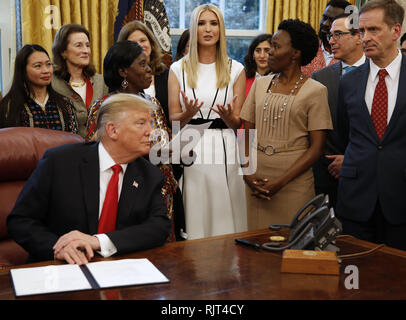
left=10, top=258, right=169, bottom=297
left=10, top=264, right=91, bottom=297
left=86, top=258, right=169, bottom=288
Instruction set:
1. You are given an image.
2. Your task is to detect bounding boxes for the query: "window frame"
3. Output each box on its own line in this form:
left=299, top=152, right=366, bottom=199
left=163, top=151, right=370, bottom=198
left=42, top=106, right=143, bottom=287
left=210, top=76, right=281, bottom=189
left=0, top=0, right=17, bottom=96
left=168, top=0, right=267, bottom=38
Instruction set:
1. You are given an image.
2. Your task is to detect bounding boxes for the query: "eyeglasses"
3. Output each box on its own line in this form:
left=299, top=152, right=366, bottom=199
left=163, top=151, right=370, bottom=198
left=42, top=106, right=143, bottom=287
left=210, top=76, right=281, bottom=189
left=401, top=48, right=406, bottom=54
left=327, top=32, right=353, bottom=42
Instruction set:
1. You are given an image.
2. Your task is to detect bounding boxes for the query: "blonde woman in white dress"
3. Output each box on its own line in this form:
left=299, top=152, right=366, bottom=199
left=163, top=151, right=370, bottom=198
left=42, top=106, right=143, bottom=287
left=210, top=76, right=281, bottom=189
left=168, top=4, right=247, bottom=239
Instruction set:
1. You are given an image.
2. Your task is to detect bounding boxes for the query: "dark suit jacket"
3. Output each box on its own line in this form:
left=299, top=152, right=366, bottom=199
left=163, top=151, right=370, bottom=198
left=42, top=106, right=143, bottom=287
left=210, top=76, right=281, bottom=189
left=312, top=62, right=346, bottom=191
left=155, top=68, right=184, bottom=182
left=155, top=68, right=170, bottom=124
left=312, top=62, right=345, bottom=155
left=336, top=56, right=406, bottom=225
left=7, top=142, right=171, bottom=262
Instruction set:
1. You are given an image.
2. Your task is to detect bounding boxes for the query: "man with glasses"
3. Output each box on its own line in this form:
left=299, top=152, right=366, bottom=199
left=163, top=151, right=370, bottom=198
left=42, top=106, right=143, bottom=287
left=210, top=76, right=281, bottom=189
left=312, top=13, right=365, bottom=209
left=336, top=0, right=406, bottom=251
left=302, top=0, right=352, bottom=77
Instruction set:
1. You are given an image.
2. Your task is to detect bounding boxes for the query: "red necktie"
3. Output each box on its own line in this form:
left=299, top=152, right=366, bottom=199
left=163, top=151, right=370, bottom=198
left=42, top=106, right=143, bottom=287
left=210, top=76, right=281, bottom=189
left=371, top=69, right=388, bottom=140
left=98, top=164, right=122, bottom=234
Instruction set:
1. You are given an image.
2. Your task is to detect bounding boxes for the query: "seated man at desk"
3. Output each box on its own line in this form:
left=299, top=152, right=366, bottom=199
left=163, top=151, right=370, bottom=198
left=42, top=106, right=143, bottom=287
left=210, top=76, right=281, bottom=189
left=7, top=93, right=171, bottom=265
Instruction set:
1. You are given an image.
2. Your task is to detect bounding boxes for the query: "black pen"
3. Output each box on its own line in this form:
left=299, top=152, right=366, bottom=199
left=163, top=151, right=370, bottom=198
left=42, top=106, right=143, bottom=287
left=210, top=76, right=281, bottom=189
left=235, top=238, right=261, bottom=249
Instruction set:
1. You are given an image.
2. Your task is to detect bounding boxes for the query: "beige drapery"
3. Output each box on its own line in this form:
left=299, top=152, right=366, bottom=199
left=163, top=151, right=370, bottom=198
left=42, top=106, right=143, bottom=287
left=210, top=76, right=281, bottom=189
left=21, top=0, right=359, bottom=72
left=21, top=0, right=119, bottom=73
left=266, top=0, right=356, bottom=34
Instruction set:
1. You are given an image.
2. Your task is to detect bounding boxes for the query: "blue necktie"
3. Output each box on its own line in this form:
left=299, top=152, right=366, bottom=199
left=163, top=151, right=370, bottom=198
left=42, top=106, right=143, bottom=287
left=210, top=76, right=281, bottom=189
left=343, top=66, right=357, bottom=74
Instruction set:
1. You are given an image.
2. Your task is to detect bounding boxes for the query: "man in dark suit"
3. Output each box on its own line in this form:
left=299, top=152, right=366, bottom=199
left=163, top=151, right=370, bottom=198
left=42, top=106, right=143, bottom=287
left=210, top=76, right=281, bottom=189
left=401, top=33, right=406, bottom=54
left=301, top=0, right=351, bottom=77
left=7, top=93, right=171, bottom=264
left=312, top=12, right=365, bottom=208
left=336, top=0, right=406, bottom=250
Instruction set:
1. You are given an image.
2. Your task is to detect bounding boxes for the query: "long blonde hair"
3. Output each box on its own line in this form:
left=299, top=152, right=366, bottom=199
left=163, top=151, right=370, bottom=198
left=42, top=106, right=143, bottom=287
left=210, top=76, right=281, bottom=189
left=182, top=4, right=230, bottom=89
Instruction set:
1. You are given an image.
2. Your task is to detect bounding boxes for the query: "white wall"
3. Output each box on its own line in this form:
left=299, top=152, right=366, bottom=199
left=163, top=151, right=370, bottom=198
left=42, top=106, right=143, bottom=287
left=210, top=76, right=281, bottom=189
left=0, top=0, right=16, bottom=96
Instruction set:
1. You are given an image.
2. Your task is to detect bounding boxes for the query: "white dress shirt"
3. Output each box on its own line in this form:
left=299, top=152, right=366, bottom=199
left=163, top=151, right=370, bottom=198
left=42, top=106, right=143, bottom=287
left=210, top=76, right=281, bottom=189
left=365, top=51, right=402, bottom=123
left=71, top=83, right=87, bottom=104
left=322, top=42, right=335, bottom=66
left=144, top=84, right=156, bottom=98
left=341, top=54, right=366, bottom=74
left=32, top=94, right=49, bottom=110
left=94, top=142, right=128, bottom=257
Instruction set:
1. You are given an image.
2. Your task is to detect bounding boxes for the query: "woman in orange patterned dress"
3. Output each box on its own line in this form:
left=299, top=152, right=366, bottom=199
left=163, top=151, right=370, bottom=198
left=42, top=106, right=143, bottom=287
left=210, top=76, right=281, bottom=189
left=86, top=41, right=178, bottom=241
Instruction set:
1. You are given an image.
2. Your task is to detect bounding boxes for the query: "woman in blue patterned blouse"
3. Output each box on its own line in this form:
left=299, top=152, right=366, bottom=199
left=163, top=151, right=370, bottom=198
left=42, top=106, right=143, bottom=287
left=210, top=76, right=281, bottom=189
left=0, top=44, right=78, bottom=133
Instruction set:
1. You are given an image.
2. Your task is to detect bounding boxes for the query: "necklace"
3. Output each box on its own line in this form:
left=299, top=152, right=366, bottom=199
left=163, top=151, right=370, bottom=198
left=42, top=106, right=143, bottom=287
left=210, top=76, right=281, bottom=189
left=70, top=80, right=86, bottom=87
left=263, top=73, right=304, bottom=127
left=32, top=93, right=49, bottom=112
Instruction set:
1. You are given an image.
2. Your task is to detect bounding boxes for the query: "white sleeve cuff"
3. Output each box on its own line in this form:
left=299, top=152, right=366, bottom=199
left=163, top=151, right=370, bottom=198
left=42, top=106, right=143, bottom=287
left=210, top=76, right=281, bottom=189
left=94, top=234, right=118, bottom=258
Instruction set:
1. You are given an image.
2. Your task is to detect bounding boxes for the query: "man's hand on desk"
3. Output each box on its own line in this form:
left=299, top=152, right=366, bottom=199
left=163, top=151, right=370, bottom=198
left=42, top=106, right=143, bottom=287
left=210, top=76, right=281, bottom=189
left=53, top=230, right=101, bottom=265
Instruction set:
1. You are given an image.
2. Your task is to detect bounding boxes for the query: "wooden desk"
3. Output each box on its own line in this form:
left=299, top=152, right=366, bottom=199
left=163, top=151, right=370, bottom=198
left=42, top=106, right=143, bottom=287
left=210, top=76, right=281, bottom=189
left=1, top=229, right=406, bottom=300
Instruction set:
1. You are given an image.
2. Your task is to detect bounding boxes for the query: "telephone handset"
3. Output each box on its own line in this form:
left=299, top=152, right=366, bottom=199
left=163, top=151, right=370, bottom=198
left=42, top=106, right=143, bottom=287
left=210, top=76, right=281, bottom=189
left=262, top=194, right=342, bottom=252
left=269, top=194, right=329, bottom=231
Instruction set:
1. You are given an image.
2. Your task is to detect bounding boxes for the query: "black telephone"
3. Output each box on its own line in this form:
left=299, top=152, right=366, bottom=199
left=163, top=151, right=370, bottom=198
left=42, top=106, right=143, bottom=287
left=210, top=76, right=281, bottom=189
left=262, top=194, right=342, bottom=252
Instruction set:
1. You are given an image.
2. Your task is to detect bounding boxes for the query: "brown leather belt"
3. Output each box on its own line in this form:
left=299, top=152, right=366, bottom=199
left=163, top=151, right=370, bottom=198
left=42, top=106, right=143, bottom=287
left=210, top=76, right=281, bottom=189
left=257, top=144, right=308, bottom=156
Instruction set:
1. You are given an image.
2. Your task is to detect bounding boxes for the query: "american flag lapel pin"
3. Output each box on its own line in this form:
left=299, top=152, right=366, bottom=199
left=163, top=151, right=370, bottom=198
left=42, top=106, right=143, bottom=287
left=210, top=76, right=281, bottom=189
left=132, top=180, right=139, bottom=188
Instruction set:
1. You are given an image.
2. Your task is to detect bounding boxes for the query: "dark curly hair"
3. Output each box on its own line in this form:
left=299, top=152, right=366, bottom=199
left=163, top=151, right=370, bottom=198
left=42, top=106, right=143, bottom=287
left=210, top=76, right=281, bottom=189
left=174, top=29, right=190, bottom=62
left=244, top=33, right=273, bottom=78
left=327, top=0, right=352, bottom=10
left=277, top=19, right=319, bottom=66
left=103, top=41, right=144, bottom=92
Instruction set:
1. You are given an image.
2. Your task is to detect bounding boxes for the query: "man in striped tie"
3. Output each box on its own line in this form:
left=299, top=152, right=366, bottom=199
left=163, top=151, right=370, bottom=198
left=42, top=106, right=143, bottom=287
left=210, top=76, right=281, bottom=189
left=312, top=12, right=365, bottom=209
left=336, top=0, right=406, bottom=251
left=7, top=93, right=171, bottom=264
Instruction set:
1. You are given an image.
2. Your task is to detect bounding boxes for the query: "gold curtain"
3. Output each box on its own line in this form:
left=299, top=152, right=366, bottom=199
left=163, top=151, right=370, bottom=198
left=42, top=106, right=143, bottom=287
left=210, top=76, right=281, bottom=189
left=266, top=0, right=356, bottom=34
left=21, top=0, right=119, bottom=73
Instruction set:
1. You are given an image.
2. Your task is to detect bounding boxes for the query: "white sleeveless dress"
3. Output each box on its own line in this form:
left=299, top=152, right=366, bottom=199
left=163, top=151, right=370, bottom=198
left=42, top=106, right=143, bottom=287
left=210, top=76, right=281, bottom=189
left=170, top=59, right=247, bottom=239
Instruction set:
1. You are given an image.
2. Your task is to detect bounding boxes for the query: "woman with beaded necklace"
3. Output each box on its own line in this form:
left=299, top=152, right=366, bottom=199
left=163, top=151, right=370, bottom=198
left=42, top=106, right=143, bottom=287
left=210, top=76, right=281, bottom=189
left=240, top=19, right=333, bottom=229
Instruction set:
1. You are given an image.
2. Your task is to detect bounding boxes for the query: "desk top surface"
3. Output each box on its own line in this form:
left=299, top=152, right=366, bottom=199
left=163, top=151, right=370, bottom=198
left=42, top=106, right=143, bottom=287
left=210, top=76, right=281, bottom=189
left=1, top=229, right=406, bottom=300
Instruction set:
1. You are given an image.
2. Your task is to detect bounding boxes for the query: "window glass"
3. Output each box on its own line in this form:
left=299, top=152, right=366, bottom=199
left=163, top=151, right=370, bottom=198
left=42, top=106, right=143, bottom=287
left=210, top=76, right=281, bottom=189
left=166, top=0, right=180, bottom=28
left=224, top=0, right=260, bottom=30
left=226, top=36, right=252, bottom=65
left=166, top=0, right=262, bottom=30
left=171, top=35, right=181, bottom=60
left=184, top=0, right=220, bottom=28
left=165, top=0, right=262, bottom=65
